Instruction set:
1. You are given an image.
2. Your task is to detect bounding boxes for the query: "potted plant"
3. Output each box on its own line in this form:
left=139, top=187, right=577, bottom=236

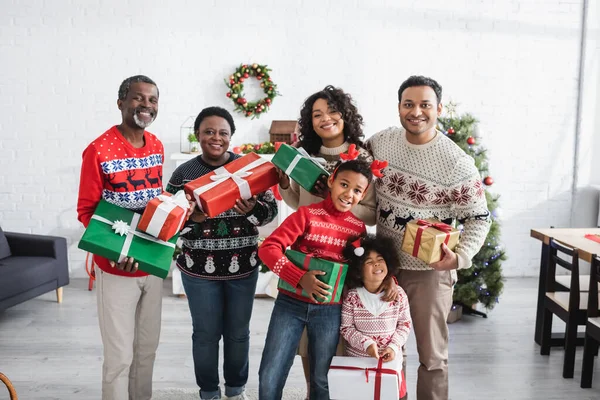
left=188, top=133, right=200, bottom=153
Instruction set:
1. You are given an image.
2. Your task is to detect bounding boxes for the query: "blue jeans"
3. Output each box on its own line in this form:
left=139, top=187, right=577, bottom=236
left=181, top=269, right=259, bottom=400
left=259, top=293, right=341, bottom=400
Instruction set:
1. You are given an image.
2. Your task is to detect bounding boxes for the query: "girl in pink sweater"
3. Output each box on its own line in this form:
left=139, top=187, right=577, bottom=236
left=341, top=234, right=412, bottom=398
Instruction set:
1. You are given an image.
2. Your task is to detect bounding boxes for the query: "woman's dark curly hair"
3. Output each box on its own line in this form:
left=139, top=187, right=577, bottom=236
left=298, top=85, right=364, bottom=155
left=342, top=234, right=400, bottom=290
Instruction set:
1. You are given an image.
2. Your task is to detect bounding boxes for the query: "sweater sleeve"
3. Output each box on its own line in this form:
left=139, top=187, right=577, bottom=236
left=156, top=140, right=165, bottom=188
left=77, top=144, right=104, bottom=227
left=351, top=184, right=376, bottom=226
left=246, top=188, right=278, bottom=227
left=165, top=166, right=184, bottom=194
left=340, top=291, right=376, bottom=352
left=388, top=285, right=412, bottom=352
left=257, top=207, right=308, bottom=288
left=279, top=179, right=301, bottom=210
left=449, top=156, right=492, bottom=270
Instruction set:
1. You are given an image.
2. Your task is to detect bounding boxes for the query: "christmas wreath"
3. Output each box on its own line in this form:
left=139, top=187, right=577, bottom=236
left=225, top=63, right=279, bottom=119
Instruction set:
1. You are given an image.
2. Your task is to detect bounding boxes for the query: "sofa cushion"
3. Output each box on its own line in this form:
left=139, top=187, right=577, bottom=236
left=0, top=256, right=57, bottom=300
left=0, top=226, right=11, bottom=260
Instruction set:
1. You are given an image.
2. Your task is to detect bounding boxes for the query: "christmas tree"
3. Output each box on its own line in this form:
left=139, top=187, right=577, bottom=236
left=438, top=102, right=506, bottom=312
left=216, top=220, right=229, bottom=237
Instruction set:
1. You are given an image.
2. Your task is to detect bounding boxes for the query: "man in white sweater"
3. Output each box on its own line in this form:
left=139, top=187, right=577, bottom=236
left=367, top=75, right=491, bottom=400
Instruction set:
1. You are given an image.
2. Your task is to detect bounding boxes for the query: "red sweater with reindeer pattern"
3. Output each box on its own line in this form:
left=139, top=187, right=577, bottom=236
left=77, top=126, right=164, bottom=277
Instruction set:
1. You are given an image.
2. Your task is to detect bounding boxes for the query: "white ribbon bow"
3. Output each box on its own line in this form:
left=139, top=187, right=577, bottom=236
left=284, top=147, right=328, bottom=176
left=112, top=220, right=130, bottom=236
left=92, top=213, right=175, bottom=263
left=192, top=157, right=269, bottom=212
left=156, top=190, right=190, bottom=210
left=296, top=147, right=327, bottom=166
left=144, top=190, right=190, bottom=239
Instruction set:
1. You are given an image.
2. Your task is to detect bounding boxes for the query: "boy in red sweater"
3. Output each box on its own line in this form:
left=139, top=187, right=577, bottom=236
left=258, top=158, right=383, bottom=400
left=77, top=75, right=163, bottom=400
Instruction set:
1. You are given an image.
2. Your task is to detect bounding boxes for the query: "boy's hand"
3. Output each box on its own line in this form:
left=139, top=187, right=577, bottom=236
left=378, top=276, right=399, bottom=302
left=312, top=175, right=329, bottom=199
left=110, top=257, right=138, bottom=273
left=366, top=343, right=379, bottom=359
left=275, top=167, right=290, bottom=190
left=234, top=196, right=257, bottom=215
left=299, top=270, right=331, bottom=302
left=381, top=347, right=396, bottom=362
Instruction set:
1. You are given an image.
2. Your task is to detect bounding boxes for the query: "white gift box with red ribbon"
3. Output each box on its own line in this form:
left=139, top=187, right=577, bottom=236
left=137, top=190, right=189, bottom=241
left=328, top=356, right=402, bottom=400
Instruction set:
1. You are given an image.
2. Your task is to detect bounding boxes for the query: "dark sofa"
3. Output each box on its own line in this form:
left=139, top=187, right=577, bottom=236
left=0, top=226, right=69, bottom=312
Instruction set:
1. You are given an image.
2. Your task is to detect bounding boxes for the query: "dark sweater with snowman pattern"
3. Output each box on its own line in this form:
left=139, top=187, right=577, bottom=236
left=166, top=152, right=278, bottom=280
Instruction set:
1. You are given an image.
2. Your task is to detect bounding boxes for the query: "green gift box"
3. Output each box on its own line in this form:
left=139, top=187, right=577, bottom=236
left=78, top=200, right=178, bottom=279
left=272, top=144, right=330, bottom=193
left=277, top=250, right=348, bottom=303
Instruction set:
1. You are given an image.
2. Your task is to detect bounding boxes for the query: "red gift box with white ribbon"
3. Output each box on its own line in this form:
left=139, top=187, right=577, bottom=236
left=138, top=190, right=189, bottom=241
left=183, top=152, right=279, bottom=218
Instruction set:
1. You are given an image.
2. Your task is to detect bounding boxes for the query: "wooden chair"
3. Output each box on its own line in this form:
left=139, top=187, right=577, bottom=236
left=534, top=227, right=593, bottom=347
left=545, top=227, right=590, bottom=293
left=0, top=373, right=18, bottom=400
left=540, top=238, right=591, bottom=378
left=581, top=255, right=600, bottom=388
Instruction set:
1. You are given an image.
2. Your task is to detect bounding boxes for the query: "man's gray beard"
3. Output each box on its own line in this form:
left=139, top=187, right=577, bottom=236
left=134, top=113, right=155, bottom=129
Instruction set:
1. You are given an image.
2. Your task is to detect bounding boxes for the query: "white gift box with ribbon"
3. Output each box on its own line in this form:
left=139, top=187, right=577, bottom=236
left=328, top=356, right=402, bottom=400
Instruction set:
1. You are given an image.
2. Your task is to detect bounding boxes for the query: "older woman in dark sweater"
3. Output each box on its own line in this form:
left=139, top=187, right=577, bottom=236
left=166, top=106, right=277, bottom=400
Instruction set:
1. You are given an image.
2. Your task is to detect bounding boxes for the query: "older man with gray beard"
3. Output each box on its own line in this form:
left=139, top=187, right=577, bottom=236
left=77, top=75, right=165, bottom=400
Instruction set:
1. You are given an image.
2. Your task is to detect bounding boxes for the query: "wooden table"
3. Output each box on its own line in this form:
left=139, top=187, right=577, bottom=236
left=531, top=228, right=600, bottom=345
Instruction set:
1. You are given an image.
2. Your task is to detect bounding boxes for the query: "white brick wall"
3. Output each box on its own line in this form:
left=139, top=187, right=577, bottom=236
left=0, top=0, right=596, bottom=278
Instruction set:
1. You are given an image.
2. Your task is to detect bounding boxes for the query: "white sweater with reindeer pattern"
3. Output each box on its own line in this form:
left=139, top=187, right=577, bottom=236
left=366, top=127, right=491, bottom=271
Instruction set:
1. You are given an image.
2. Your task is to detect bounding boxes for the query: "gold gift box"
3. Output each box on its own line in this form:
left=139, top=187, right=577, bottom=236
left=401, top=219, right=460, bottom=264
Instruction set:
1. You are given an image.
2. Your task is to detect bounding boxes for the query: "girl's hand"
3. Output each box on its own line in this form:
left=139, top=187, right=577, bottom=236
left=366, top=343, right=379, bottom=359
left=381, top=347, right=396, bottom=362
left=311, top=175, right=329, bottom=199
left=379, top=276, right=399, bottom=302
left=234, top=196, right=257, bottom=215
left=275, top=167, right=291, bottom=190
left=299, top=270, right=331, bottom=302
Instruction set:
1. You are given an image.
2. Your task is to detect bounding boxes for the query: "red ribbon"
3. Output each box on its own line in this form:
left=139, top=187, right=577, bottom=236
left=330, top=263, right=343, bottom=302
left=585, top=234, right=600, bottom=244
left=329, top=358, right=400, bottom=400
left=295, top=254, right=343, bottom=303
left=412, top=219, right=453, bottom=258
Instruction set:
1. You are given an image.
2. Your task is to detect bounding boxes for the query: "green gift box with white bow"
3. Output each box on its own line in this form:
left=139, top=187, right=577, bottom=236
left=272, top=144, right=330, bottom=193
left=78, top=200, right=178, bottom=279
